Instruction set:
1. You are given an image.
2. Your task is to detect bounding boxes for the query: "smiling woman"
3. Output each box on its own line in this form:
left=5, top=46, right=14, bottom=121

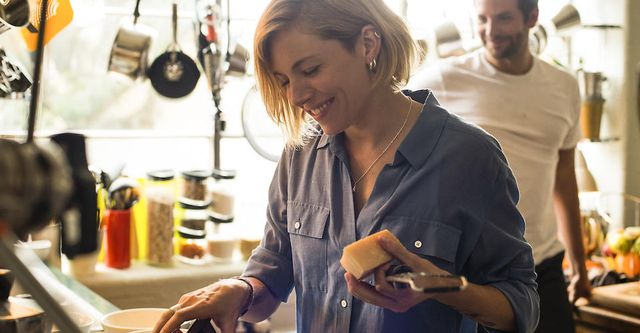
left=153, top=1, right=539, bottom=333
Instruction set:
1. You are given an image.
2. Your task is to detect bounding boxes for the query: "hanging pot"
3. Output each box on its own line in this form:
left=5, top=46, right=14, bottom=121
left=0, top=0, right=30, bottom=35
left=108, top=0, right=154, bottom=80
left=148, top=1, right=200, bottom=98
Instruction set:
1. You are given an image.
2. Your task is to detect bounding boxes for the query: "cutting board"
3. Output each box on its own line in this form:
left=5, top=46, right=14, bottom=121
left=591, top=282, right=640, bottom=316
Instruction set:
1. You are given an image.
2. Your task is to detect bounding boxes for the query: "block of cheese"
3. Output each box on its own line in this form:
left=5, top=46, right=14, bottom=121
left=340, top=229, right=397, bottom=280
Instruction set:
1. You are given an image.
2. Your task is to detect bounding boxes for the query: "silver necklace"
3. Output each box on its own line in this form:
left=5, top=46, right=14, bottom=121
left=352, top=100, right=413, bottom=192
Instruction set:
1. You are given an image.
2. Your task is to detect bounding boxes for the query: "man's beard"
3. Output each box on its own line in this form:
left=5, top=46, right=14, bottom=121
left=482, top=31, right=525, bottom=59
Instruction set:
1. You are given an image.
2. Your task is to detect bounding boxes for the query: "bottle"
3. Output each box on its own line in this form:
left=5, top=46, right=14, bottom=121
left=175, top=227, right=208, bottom=265
left=208, top=170, right=236, bottom=219
left=146, top=170, right=176, bottom=266
left=179, top=200, right=209, bottom=232
left=206, top=213, right=237, bottom=262
left=180, top=170, right=211, bottom=206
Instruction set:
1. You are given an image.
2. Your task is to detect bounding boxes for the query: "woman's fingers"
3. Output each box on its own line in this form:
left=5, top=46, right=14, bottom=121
left=345, top=272, right=416, bottom=313
left=151, top=309, right=175, bottom=333
left=374, top=263, right=396, bottom=295
left=377, top=235, right=420, bottom=267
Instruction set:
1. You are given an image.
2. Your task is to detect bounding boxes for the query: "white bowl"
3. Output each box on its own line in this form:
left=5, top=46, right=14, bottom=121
left=102, top=308, right=166, bottom=333
left=15, top=239, right=51, bottom=261
left=52, top=311, right=94, bottom=333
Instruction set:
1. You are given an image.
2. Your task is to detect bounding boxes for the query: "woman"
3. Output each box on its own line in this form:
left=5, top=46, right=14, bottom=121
left=153, top=0, right=539, bottom=332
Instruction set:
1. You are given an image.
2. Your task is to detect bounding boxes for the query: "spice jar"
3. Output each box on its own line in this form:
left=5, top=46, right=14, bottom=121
left=206, top=213, right=237, bottom=262
left=208, top=171, right=236, bottom=219
left=179, top=199, right=209, bottom=231
left=180, top=170, right=210, bottom=205
left=175, top=227, right=208, bottom=265
left=146, top=170, right=176, bottom=266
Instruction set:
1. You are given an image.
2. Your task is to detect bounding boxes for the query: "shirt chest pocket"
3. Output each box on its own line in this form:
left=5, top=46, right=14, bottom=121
left=287, top=201, right=329, bottom=292
left=382, top=216, right=461, bottom=273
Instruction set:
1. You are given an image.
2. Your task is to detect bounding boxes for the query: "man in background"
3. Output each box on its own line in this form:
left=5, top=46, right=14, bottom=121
left=408, top=0, right=590, bottom=332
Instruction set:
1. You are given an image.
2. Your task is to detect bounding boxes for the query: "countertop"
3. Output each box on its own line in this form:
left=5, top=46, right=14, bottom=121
left=71, top=259, right=246, bottom=309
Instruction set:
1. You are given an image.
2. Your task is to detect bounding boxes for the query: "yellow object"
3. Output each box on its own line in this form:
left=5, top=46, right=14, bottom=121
left=20, top=0, right=74, bottom=51
left=340, top=229, right=397, bottom=280
left=97, top=185, right=106, bottom=263
left=132, top=178, right=147, bottom=261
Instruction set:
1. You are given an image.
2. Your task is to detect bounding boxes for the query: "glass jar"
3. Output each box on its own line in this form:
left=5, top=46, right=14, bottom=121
left=206, top=213, right=237, bottom=262
left=180, top=170, right=210, bottom=205
left=208, top=172, right=236, bottom=219
left=145, top=170, right=176, bottom=266
left=179, top=200, right=209, bottom=231
left=175, top=227, right=208, bottom=265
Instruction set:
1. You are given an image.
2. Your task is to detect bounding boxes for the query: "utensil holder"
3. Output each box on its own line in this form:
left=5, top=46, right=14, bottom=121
left=103, top=209, right=131, bottom=269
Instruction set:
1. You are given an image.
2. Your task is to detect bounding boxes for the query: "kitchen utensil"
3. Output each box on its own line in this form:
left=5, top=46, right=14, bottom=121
left=590, top=282, right=640, bottom=317
left=101, top=308, right=166, bottom=333
left=577, top=70, right=607, bottom=140
left=529, top=24, right=547, bottom=55
left=226, top=42, right=249, bottom=76
left=102, top=209, right=131, bottom=269
left=0, top=47, right=32, bottom=98
left=187, top=318, right=220, bottom=333
left=0, top=300, right=51, bottom=333
left=107, top=177, right=140, bottom=210
left=108, top=0, right=154, bottom=80
left=0, top=269, right=13, bottom=300
left=0, top=0, right=30, bottom=35
left=434, top=21, right=465, bottom=58
left=385, top=265, right=468, bottom=293
left=199, top=4, right=224, bottom=102
left=148, top=1, right=200, bottom=98
left=551, top=4, right=581, bottom=35
left=578, top=70, right=607, bottom=100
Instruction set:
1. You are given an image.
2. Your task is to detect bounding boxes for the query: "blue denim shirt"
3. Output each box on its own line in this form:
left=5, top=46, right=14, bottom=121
left=243, top=90, right=539, bottom=333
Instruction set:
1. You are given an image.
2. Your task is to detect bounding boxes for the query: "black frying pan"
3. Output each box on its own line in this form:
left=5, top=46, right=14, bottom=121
left=148, top=1, right=200, bottom=98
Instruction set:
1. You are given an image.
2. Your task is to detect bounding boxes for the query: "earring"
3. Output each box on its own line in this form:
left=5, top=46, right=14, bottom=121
left=368, top=58, right=377, bottom=73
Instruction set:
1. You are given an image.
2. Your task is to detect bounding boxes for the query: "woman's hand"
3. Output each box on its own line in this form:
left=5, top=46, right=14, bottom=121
left=344, top=234, right=448, bottom=312
left=152, top=279, right=251, bottom=333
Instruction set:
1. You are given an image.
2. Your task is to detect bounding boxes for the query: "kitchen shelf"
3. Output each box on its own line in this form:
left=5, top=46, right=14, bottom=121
left=580, top=137, right=621, bottom=143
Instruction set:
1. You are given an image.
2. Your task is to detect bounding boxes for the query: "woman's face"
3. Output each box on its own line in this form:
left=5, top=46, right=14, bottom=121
left=269, top=28, right=374, bottom=135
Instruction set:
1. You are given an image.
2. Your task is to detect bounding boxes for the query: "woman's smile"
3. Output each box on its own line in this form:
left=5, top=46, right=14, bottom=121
left=305, top=97, right=334, bottom=120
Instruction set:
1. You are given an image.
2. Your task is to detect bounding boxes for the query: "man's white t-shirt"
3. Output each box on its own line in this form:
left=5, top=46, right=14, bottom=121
left=408, top=49, right=581, bottom=264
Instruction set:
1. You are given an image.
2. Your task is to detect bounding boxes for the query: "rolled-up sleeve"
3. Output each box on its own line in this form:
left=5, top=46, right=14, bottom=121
left=465, top=154, right=540, bottom=333
left=242, top=151, right=294, bottom=302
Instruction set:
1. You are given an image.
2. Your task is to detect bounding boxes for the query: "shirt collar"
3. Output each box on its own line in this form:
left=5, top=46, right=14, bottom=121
left=398, top=89, right=450, bottom=169
left=314, top=89, right=450, bottom=169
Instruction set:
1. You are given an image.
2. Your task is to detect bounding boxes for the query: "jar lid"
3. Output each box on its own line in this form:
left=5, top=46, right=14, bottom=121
left=177, top=226, right=206, bottom=239
left=212, top=169, right=236, bottom=180
left=207, top=211, right=234, bottom=223
left=178, top=197, right=211, bottom=209
left=181, top=170, right=211, bottom=181
left=147, top=169, right=175, bottom=181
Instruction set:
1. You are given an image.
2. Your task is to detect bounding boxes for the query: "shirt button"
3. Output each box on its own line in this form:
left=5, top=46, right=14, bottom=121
left=414, top=240, right=423, bottom=248
left=294, top=221, right=301, bottom=229
left=340, top=299, right=348, bottom=308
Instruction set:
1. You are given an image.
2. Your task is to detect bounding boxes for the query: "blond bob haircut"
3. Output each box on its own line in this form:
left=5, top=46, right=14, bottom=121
left=254, top=0, right=418, bottom=148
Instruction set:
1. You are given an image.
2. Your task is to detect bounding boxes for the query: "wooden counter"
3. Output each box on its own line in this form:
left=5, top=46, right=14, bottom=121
left=576, top=282, right=640, bottom=333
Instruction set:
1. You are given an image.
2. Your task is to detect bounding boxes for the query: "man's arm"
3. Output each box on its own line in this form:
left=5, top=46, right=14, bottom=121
left=553, top=148, right=591, bottom=303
